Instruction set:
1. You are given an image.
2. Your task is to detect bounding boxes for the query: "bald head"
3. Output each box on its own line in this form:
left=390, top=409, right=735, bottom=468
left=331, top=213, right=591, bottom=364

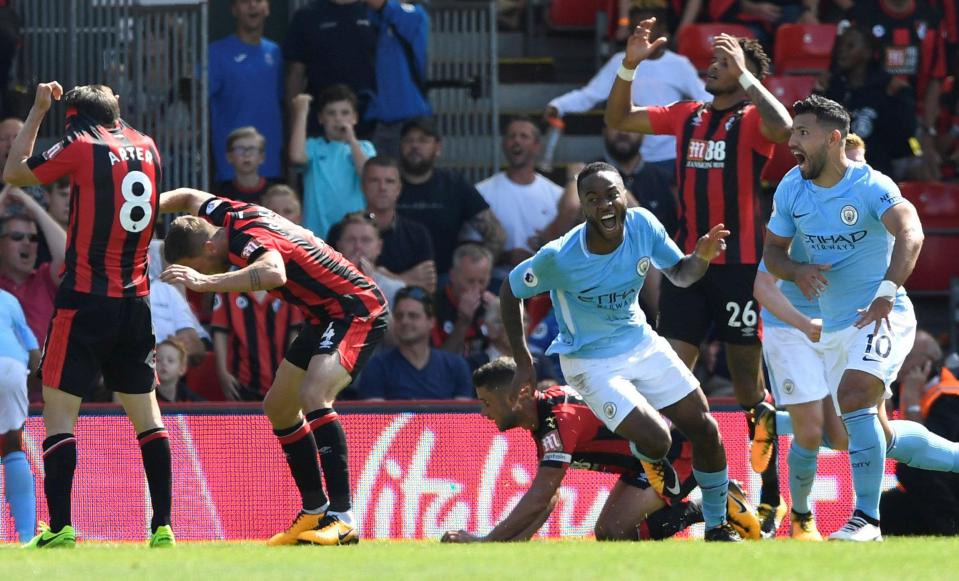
left=913, top=330, right=942, bottom=362
left=0, top=118, right=24, bottom=166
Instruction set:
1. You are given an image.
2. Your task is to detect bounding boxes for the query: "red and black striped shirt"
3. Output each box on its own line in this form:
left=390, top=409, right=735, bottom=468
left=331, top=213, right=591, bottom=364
left=198, top=197, right=387, bottom=325
left=26, top=119, right=160, bottom=297
left=648, top=101, right=775, bottom=265
left=211, top=291, right=303, bottom=396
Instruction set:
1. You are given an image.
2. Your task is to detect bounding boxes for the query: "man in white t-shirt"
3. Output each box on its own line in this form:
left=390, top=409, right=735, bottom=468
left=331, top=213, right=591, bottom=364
left=476, top=116, right=562, bottom=280
left=544, top=8, right=709, bottom=174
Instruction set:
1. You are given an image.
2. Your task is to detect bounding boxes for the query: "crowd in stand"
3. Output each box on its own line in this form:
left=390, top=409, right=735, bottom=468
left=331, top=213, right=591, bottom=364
left=0, top=0, right=957, bottom=405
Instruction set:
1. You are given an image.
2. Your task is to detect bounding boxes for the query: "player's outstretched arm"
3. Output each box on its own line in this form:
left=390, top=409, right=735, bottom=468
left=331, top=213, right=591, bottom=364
left=753, top=269, right=821, bottom=342
left=602, top=18, right=664, bottom=134
left=763, top=229, right=831, bottom=300
left=499, top=279, right=536, bottom=388
left=161, top=249, right=287, bottom=293
left=441, top=466, right=566, bottom=543
left=661, top=223, right=730, bottom=287
left=3, top=81, right=62, bottom=186
left=158, top=188, right=215, bottom=215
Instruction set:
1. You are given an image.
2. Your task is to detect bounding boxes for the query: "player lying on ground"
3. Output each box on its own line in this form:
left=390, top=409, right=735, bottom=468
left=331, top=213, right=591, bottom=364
left=441, top=357, right=761, bottom=542
left=500, top=162, right=743, bottom=541
left=159, top=188, right=388, bottom=546
left=4, top=82, right=173, bottom=548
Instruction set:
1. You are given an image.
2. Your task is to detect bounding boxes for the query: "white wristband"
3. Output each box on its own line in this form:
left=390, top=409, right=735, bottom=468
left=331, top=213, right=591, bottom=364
left=874, top=280, right=898, bottom=302
left=617, top=63, right=636, bottom=82
left=738, top=71, right=758, bottom=91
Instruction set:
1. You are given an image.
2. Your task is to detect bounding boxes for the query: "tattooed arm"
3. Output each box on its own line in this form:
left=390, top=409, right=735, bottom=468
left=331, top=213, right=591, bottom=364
left=465, top=208, right=507, bottom=261
left=160, top=250, right=287, bottom=293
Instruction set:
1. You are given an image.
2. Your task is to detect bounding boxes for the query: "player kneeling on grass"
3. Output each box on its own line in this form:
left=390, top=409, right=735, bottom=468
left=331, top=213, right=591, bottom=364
left=441, top=357, right=761, bottom=542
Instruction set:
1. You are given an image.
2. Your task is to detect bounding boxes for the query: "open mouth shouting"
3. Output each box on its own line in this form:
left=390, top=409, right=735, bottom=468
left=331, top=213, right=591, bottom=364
left=599, top=212, right=618, bottom=231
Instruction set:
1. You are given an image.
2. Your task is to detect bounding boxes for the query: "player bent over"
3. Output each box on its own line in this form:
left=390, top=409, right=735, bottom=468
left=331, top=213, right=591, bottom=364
left=500, top=162, right=741, bottom=541
left=441, top=358, right=761, bottom=542
left=160, top=189, right=388, bottom=546
left=5, top=82, right=173, bottom=548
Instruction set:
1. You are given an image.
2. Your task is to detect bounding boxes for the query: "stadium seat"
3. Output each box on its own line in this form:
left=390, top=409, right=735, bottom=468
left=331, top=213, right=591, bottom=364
left=774, top=24, right=837, bottom=75
left=907, top=234, right=959, bottom=293
left=677, top=23, right=756, bottom=74
left=764, top=75, right=817, bottom=110
left=185, top=351, right=226, bottom=401
left=547, top=0, right=608, bottom=30
left=898, top=181, right=959, bottom=231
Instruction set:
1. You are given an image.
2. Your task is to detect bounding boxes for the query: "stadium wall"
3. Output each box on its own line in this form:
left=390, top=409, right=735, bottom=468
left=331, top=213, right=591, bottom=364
left=0, top=406, right=896, bottom=542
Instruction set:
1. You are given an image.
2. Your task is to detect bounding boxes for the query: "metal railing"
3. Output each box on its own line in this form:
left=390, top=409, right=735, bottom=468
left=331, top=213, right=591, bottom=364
left=17, top=0, right=209, bottom=192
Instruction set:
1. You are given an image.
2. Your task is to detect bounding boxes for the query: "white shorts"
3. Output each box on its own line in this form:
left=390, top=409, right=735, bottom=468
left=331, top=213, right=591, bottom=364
left=762, top=325, right=829, bottom=406
left=559, top=332, right=699, bottom=431
left=0, top=356, right=29, bottom=433
left=821, top=306, right=917, bottom=414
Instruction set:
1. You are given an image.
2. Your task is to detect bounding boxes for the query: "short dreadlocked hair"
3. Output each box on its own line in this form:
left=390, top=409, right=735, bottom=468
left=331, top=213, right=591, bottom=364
left=738, top=37, right=771, bottom=81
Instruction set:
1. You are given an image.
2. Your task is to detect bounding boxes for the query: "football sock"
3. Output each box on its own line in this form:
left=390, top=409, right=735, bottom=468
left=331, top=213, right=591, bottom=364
left=42, top=433, right=76, bottom=532
left=693, top=467, right=729, bottom=529
left=887, top=419, right=959, bottom=472
left=841, top=407, right=885, bottom=521
left=2, top=451, right=36, bottom=542
left=274, top=419, right=328, bottom=511
left=137, top=428, right=172, bottom=532
left=308, top=409, right=352, bottom=513
left=787, top=442, right=818, bottom=515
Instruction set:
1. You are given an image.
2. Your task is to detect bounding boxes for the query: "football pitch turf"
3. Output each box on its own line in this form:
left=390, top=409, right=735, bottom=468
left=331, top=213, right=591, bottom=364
left=2, top=538, right=955, bottom=580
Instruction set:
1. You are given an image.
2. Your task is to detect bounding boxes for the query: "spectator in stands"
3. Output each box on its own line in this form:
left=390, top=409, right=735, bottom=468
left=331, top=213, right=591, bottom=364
left=211, top=290, right=302, bottom=401
left=147, top=241, right=210, bottom=366
left=155, top=338, right=204, bottom=403
left=819, top=24, right=918, bottom=178
left=476, top=117, right=562, bottom=280
left=840, top=0, right=948, bottom=179
left=470, top=294, right=561, bottom=379
left=290, top=84, right=376, bottom=239
left=356, top=155, right=436, bottom=291
left=331, top=211, right=405, bottom=306
left=209, top=0, right=283, bottom=184
left=215, top=126, right=273, bottom=203
left=544, top=7, right=708, bottom=175
left=33, top=176, right=69, bottom=267
left=0, top=186, right=63, bottom=350
left=615, top=1, right=704, bottom=40
left=365, top=0, right=432, bottom=157
left=881, top=330, right=959, bottom=535
left=0, top=118, right=22, bottom=188
left=396, top=116, right=506, bottom=277
left=358, top=285, right=473, bottom=400
left=285, top=0, right=377, bottom=136
left=433, top=243, right=494, bottom=361
left=712, top=0, right=820, bottom=43
left=261, top=183, right=303, bottom=224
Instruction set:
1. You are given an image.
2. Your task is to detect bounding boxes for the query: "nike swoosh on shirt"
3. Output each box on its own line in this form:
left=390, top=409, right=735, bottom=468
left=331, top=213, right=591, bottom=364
left=234, top=54, right=248, bottom=63
left=793, top=212, right=810, bottom=218
left=862, top=355, right=882, bottom=362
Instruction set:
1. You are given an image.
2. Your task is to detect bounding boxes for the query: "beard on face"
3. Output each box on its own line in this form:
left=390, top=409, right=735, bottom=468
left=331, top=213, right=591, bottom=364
left=605, top=136, right=640, bottom=164
left=401, top=155, right=433, bottom=177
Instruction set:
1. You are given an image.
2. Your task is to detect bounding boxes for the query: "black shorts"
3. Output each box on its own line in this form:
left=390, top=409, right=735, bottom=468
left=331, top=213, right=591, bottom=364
left=657, top=263, right=760, bottom=346
left=41, top=289, right=157, bottom=398
left=285, top=313, right=388, bottom=379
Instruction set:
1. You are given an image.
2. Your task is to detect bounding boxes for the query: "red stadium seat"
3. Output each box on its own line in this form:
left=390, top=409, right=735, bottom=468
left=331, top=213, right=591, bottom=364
left=907, top=234, right=959, bottom=293
left=898, top=181, right=959, bottom=231
left=547, top=0, right=608, bottom=30
left=764, top=75, right=817, bottom=110
left=774, top=24, right=837, bottom=75
left=677, top=24, right=756, bottom=73
left=185, top=351, right=226, bottom=401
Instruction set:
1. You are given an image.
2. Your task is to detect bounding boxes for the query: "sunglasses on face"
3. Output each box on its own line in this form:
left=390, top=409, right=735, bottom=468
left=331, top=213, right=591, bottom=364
left=1, top=232, right=40, bottom=243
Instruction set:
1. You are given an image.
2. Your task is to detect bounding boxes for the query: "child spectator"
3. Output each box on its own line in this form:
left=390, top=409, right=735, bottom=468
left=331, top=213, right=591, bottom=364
left=215, top=126, right=273, bottom=204
left=261, top=184, right=303, bottom=225
left=155, top=338, right=202, bottom=403
left=290, top=84, right=376, bottom=239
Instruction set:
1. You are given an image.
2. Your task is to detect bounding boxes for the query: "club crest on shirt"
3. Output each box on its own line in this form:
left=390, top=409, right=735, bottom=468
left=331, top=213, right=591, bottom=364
left=840, top=205, right=859, bottom=226
left=240, top=239, right=262, bottom=259
left=272, top=299, right=283, bottom=312
left=782, top=378, right=795, bottom=395
left=523, top=268, right=538, bottom=287
left=42, top=142, right=63, bottom=160
left=235, top=295, right=249, bottom=309
left=603, top=402, right=617, bottom=419
left=636, top=257, right=651, bottom=276
left=443, top=320, right=455, bottom=334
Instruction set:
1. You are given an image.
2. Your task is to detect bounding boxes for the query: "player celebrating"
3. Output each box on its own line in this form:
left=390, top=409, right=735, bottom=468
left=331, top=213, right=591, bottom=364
left=3, top=82, right=173, bottom=548
left=159, top=188, right=388, bottom=546
left=764, top=94, right=926, bottom=541
left=500, top=161, right=741, bottom=541
left=440, top=357, right=761, bottom=543
left=604, top=18, right=794, bottom=533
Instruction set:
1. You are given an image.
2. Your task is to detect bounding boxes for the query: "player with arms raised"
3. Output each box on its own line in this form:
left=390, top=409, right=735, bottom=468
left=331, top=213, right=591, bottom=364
left=159, top=188, right=388, bottom=546
left=605, top=18, right=794, bottom=532
left=764, top=94, right=926, bottom=541
left=3, top=82, right=172, bottom=548
left=500, top=161, right=742, bottom=541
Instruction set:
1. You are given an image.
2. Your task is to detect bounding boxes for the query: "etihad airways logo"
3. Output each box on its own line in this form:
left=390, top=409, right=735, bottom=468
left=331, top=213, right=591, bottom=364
left=801, top=230, right=867, bottom=251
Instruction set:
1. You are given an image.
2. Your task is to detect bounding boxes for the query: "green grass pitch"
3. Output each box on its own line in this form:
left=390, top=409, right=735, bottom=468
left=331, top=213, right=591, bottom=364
left=3, top=538, right=956, bottom=580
